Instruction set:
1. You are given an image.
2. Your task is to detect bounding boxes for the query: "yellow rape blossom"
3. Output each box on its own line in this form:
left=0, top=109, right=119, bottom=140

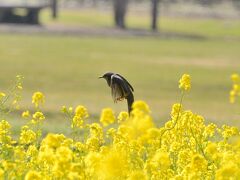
left=75, top=105, right=89, bottom=118
left=32, top=111, right=45, bottom=121
left=0, top=92, right=6, bottom=99
left=19, top=126, right=36, bottom=144
left=32, top=91, right=45, bottom=108
left=100, top=108, right=115, bottom=126
left=0, top=169, right=4, bottom=178
left=152, top=150, right=171, bottom=170
left=117, top=111, right=129, bottom=123
left=127, top=171, right=147, bottom=180
left=216, top=162, right=240, bottom=179
left=22, top=110, right=30, bottom=118
left=0, top=120, right=11, bottom=131
left=25, top=170, right=41, bottom=180
left=99, top=149, right=129, bottom=179
left=231, top=73, right=239, bottom=83
left=229, top=73, right=240, bottom=103
left=0, top=74, right=238, bottom=180
left=190, top=154, right=207, bottom=171
left=42, top=133, right=65, bottom=149
left=179, top=74, right=191, bottom=91
left=132, top=100, right=150, bottom=114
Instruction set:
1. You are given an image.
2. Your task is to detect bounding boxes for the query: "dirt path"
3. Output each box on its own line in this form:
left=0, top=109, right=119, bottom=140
left=0, top=23, right=205, bottom=39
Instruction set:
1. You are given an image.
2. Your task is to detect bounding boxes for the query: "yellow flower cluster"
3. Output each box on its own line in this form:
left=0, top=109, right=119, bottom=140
left=179, top=74, right=191, bottom=91
left=19, top=126, right=37, bottom=144
left=230, top=73, right=240, bottom=103
left=0, top=74, right=239, bottom=179
left=0, top=75, right=24, bottom=113
left=72, top=105, right=89, bottom=128
left=2, top=101, right=238, bottom=180
left=32, top=91, right=45, bottom=108
left=22, top=110, right=30, bottom=118
left=100, top=108, right=115, bottom=126
left=0, top=92, right=6, bottom=99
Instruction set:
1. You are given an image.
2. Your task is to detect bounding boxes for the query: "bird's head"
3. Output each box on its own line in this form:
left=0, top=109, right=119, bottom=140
left=99, top=72, right=114, bottom=86
left=99, top=72, right=114, bottom=79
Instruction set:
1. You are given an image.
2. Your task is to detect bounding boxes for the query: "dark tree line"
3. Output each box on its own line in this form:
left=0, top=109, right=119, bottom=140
left=112, top=0, right=240, bottom=30
left=61, top=0, right=240, bottom=31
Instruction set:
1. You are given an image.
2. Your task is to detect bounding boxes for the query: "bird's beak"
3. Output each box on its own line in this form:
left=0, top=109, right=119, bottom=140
left=98, top=76, right=103, bottom=79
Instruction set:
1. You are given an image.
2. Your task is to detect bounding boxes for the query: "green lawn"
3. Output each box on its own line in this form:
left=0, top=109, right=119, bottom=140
left=0, top=34, right=240, bottom=135
left=41, top=9, right=240, bottom=39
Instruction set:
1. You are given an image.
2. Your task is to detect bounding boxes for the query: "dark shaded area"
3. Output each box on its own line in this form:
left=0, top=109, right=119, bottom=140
left=0, top=0, right=57, bottom=24
left=0, top=24, right=210, bottom=40
left=0, top=7, right=43, bottom=24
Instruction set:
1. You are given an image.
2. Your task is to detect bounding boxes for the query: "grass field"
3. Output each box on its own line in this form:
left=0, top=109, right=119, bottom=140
left=0, top=9, right=240, bottom=135
left=41, top=9, right=240, bottom=39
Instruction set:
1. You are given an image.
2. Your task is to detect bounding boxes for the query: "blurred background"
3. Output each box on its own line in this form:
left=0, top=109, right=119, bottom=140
left=0, top=0, right=240, bottom=135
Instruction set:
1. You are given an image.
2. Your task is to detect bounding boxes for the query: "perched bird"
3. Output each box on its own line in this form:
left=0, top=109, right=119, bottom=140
left=99, top=72, right=134, bottom=114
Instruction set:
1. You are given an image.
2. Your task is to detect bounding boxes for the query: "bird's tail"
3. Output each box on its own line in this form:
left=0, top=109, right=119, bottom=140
left=127, top=92, right=134, bottom=114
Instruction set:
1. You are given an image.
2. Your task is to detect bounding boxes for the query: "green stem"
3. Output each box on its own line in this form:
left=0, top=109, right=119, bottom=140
left=159, top=91, right=185, bottom=147
left=189, top=127, right=209, bottom=162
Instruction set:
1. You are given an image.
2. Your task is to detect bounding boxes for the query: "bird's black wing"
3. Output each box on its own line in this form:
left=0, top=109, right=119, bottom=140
left=111, top=74, right=130, bottom=102
left=116, top=74, right=134, bottom=92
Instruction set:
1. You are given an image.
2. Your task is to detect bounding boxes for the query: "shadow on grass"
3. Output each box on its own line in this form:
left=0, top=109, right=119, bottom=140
left=0, top=23, right=212, bottom=40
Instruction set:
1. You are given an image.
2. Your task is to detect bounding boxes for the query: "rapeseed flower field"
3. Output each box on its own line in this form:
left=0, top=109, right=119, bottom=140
left=0, top=74, right=239, bottom=179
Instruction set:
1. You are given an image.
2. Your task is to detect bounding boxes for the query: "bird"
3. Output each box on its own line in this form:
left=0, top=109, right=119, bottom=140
left=99, top=72, right=134, bottom=114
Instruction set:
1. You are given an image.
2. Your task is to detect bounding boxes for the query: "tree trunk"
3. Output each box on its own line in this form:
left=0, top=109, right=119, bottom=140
left=51, top=0, right=58, bottom=19
left=151, top=0, right=159, bottom=31
left=113, top=0, right=128, bottom=28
